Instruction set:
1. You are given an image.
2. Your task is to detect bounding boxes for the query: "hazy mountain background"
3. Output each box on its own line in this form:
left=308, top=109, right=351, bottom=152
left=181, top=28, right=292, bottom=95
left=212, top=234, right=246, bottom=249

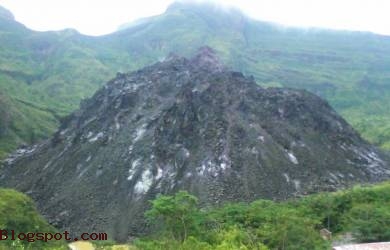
left=1, top=1, right=390, bottom=158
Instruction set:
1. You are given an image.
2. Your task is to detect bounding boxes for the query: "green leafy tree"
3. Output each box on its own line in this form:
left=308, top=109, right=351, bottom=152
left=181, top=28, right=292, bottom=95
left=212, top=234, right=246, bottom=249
left=257, top=215, right=329, bottom=250
left=145, top=191, right=199, bottom=242
left=135, top=236, right=213, bottom=250
left=346, top=203, right=390, bottom=242
left=215, top=226, right=269, bottom=250
left=296, top=191, right=353, bottom=233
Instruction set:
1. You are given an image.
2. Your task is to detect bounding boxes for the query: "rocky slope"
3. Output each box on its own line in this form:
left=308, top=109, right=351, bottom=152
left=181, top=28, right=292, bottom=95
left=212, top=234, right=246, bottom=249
left=1, top=48, right=389, bottom=241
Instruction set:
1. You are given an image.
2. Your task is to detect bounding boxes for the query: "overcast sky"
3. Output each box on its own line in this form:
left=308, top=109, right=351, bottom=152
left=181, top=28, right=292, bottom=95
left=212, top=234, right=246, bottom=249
left=0, top=0, right=389, bottom=36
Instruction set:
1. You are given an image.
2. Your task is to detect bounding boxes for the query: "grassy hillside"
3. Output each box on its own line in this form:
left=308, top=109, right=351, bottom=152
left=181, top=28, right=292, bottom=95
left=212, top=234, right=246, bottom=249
left=0, top=91, right=58, bottom=159
left=1, top=2, right=390, bottom=158
left=0, top=9, right=116, bottom=158
left=0, top=188, right=66, bottom=249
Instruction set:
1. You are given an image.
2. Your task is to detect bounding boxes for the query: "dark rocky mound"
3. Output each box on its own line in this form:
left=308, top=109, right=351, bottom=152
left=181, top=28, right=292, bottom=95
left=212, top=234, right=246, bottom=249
left=1, top=47, right=389, bottom=241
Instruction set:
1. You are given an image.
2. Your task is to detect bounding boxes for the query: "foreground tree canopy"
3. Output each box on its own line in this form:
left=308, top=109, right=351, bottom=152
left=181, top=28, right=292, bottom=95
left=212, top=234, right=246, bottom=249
left=2, top=182, right=390, bottom=249
left=139, top=182, right=390, bottom=249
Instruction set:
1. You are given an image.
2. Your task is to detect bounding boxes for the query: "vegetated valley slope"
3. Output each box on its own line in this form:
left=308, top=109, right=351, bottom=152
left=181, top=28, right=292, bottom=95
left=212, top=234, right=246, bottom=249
left=1, top=2, right=390, bottom=159
left=0, top=188, right=66, bottom=249
left=1, top=48, right=389, bottom=241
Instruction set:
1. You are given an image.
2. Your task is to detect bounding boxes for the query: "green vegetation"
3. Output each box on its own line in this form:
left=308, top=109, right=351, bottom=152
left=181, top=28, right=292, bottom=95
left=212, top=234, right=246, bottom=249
left=3, top=183, right=390, bottom=249
left=137, top=191, right=328, bottom=249
left=0, top=189, right=67, bottom=249
left=1, top=1, right=390, bottom=157
left=137, top=182, right=390, bottom=249
left=145, top=191, right=200, bottom=242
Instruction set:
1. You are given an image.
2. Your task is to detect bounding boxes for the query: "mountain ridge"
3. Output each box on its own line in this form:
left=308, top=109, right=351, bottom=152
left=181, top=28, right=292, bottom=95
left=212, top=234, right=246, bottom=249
left=0, top=5, right=14, bottom=20
left=1, top=48, right=389, bottom=241
left=0, top=1, right=390, bottom=160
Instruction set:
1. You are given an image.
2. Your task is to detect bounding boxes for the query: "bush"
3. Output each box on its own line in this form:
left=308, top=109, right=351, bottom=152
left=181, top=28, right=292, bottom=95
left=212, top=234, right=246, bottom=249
left=346, top=203, right=390, bottom=242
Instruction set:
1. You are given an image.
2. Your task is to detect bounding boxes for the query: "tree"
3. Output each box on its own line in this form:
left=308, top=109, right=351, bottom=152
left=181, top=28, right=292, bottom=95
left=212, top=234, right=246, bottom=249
left=346, top=203, right=390, bottom=242
left=145, top=191, right=199, bottom=242
left=255, top=207, right=329, bottom=250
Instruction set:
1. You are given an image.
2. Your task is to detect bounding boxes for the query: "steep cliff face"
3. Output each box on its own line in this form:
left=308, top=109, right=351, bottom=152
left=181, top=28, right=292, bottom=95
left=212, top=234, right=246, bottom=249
left=1, top=47, right=389, bottom=241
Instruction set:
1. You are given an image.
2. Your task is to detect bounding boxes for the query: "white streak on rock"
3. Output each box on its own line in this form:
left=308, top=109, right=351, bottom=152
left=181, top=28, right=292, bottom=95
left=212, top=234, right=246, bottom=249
left=184, top=149, right=190, bottom=158
left=134, top=169, right=153, bottom=195
left=127, top=159, right=141, bottom=180
left=198, top=164, right=207, bottom=175
left=86, top=131, right=93, bottom=138
left=128, top=145, right=134, bottom=154
left=134, top=124, right=147, bottom=142
left=89, top=132, right=104, bottom=142
left=77, top=167, right=89, bottom=179
left=283, top=173, right=290, bottom=183
left=286, top=151, right=298, bottom=164
left=115, top=115, right=121, bottom=130
left=293, top=180, right=301, bottom=190
left=329, top=172, right=338, bottom=181
left=156, top=168, right=163, bottom=180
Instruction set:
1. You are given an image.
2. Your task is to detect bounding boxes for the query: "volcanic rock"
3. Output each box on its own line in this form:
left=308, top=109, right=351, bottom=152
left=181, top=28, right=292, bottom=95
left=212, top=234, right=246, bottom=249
left=1, top=47, right=389, bottom=241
